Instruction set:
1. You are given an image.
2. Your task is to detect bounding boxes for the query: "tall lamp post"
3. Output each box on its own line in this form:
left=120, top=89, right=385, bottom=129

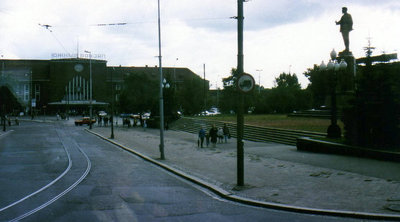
left=256, top=69, right=262, bottom=93
left=157, top=0, right=166, bottom=160
left=236, top=0, right=245, bottom=187
left=320, top=49, right=347, bottom=138
left=110, top=68, right=115, bottom=139
left=84, top=50, right=93, bottom=130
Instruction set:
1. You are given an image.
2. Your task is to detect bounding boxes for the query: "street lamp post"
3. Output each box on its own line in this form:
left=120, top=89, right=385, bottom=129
left=256, top=69, right=263, bottom=93
left=236, top=0, right=245, bottom=187
left=110, top=68, right=115, bottom=139
left=84, top=50, right=93, bottom=130
left=30, top=71, right=33, bottom=120
left=157, top=0, right=166, bottom=160
left=320, top=49, right=347, bottom=138
left=163, top=78, right=170, bottom=128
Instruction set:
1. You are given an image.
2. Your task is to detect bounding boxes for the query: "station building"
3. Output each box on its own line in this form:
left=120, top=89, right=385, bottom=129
left=0, top=58, right=205, bottom=116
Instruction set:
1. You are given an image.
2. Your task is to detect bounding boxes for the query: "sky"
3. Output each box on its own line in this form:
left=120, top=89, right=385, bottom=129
left=1, top=0, right=399, bottom=89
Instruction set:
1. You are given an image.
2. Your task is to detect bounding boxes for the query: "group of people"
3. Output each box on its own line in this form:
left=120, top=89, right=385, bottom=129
left=1, top=115, right=19, bottom=127
left=198, top=123, right=230, bottom=148
left=97, top=116, right=112, bottom=127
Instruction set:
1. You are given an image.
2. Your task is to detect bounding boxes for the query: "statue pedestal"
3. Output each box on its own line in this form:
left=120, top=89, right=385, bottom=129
left=338, top=51, right=356, bottom=92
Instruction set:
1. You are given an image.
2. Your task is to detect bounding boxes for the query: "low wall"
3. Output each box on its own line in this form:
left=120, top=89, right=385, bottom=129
left=297, top=137, right=400, bottom=162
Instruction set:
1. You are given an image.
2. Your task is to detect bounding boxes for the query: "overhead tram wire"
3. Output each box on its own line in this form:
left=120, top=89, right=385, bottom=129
left=38, top=24, right=71, bottom=55
left=35, top=16, right=231, bottom=56
left=55, top=17, right=231, bottom=28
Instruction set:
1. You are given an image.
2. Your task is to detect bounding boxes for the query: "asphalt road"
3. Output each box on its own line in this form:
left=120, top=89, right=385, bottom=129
left=0, top=122, right=372, bottom=221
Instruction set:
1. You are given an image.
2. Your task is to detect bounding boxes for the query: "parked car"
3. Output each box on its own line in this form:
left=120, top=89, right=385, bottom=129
left=98, top=111, right=107, bottom=117
left=74, top=117, right=96, bottom=126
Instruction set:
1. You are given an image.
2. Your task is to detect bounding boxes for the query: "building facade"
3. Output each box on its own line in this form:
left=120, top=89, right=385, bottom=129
left=0, top=58, right=207, bottom=116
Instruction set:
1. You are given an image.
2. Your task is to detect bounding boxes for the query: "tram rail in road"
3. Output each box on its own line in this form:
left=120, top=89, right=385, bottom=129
left=0, top=125, right=91, bottom=221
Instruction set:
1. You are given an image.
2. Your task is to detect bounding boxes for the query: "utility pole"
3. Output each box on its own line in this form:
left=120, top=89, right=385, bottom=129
left=236, top=0, right=245, bottom=187
left=256, top=69, right=263, bottom=93
left=203, top=63, right=206, bottom=111
left=84, top=50, right=93, bottom=130
left=111, top=68, right=115, bottom=139
left=158, top=0, right=165, bottom=160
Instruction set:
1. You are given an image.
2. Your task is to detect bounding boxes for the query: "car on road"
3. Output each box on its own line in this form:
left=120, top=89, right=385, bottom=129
left=98, top=111, right=107, bottom=117
left=74, top=117, right=96, bottom=126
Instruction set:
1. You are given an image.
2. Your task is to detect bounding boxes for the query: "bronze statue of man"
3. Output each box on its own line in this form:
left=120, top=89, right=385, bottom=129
left=336, top=7, right=353, bottom=52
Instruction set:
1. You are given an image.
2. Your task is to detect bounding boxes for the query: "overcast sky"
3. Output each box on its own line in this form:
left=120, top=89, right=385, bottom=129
left=1, top=0, right=399, bottom=89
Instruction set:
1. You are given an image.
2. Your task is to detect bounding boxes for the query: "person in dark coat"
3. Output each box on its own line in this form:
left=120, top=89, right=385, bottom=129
left=223, top=123, right=230, bottom=143
left=198, top=127, right=206, bottom=148
left=209, top=124, right=218, bottom=148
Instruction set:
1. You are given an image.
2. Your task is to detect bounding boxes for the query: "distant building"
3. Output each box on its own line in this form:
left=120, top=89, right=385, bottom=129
left=0, top=58, right=206, bottom=115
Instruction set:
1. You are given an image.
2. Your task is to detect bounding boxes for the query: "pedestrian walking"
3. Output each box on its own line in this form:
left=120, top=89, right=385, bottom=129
left=223, top=123, right=230, bottom=143
left=209, top=124, right=218, bottom=148
left=98, top=116, right=102, bottom=126
left=104, top=116, right=109, bottom=127
left=205, top=132, right=210, bottom=147
left=143, top=119, right=147, bottom=131
left=198, top=127, right=206, bottom=148
left=217, top=127, right=223, bottom=143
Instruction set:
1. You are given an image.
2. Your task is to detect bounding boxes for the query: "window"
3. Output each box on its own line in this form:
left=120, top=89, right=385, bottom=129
left=24, top=84, right=29, bottom=101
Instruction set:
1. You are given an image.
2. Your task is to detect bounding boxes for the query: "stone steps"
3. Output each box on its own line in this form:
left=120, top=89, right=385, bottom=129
left=169, top=117, right=326, bottom=146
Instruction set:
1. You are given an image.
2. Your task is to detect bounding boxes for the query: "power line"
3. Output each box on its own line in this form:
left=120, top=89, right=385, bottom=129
left=38, top=24, right=71, bottom=54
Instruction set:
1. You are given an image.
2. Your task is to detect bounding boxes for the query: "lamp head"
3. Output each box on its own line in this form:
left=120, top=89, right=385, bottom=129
left=334, top=62, right=340, bottom=71
left=330, top=49, right=337, bottom=60
left=319, top=61, right=327, bottom=70
left=339, top=59, right=348, bottom=70
left=327, top=60, right=334, bottom=70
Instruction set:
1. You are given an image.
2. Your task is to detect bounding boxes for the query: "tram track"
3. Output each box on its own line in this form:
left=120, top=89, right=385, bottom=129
left=0, top=125, right=92, bottom=221
left=0, top=129, right=72, bottom=213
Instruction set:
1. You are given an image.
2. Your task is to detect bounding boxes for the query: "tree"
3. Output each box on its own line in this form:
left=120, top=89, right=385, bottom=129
left=219, top=68, right=258, bottom=114
left=0, top=86, right=22, bottom=115
left=342, top=63, right=400, bottom=149
left=268, top=72, right=311, bottom=113
left=274, top=72, right=301, bottom=89
left=118, top=72, right=158, bottom=114
left=176, top=76, right=205, bottom=115
left=303, top=65, right=329, bottom=108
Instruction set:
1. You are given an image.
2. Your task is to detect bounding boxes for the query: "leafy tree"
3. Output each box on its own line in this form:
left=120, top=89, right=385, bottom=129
left=342, top=63, right=400, bottom=149
left=0, top=86, right=22, bottom=114
left=268, top=72, right=311, bottom=113
left=118, top=72, right=158, bottom=114
left=303, top=65, right=329, bottom=108
left=176, top=76, right=205, bottom=115
left=219, top=68, right=258, bottom=114
left=274, top=72, right=301, bottom=89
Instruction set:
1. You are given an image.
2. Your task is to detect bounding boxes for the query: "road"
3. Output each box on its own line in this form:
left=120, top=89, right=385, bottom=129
left=0, top=122, right=369, bottom=221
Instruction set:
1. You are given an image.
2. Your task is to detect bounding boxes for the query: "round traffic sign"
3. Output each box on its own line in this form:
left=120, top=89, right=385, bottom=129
left=237, top=73, right=255, bottom=93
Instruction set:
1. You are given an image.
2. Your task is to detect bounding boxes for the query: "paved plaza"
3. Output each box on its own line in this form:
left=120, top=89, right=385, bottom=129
left=89, top=120, right=400, bottom=219
left=2, top=117, right=400, bottom=220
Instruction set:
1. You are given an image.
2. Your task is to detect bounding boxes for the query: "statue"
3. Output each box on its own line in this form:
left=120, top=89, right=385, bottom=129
left=335, top=7, right=353, bottom=53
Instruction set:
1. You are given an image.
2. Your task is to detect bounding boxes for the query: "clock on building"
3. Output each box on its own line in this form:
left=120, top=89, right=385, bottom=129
left=74, top=64, right=84, bottom=72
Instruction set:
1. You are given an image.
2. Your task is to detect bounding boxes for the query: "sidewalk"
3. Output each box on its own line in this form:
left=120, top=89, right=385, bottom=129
left=89, top=125, right=400, bottom=219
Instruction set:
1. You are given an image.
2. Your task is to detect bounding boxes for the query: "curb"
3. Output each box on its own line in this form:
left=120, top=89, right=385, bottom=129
left=0, top=130, right=14, bottom=139
left=86, top=129, right=400, bottom=220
